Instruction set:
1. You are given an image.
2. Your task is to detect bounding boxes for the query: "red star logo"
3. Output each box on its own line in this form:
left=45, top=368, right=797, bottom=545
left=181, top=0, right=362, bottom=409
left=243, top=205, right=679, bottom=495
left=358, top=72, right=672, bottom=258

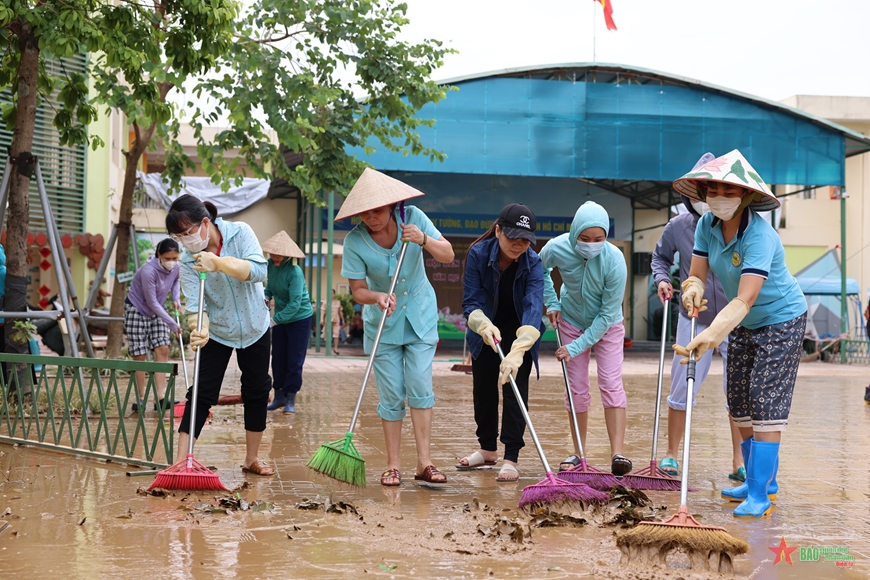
left=769, top=536, right=799, bottom=566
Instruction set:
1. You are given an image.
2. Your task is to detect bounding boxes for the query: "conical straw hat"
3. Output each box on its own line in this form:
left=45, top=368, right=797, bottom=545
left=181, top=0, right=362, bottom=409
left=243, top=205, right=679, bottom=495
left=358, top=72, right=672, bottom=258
left=673, top=149, right=780, bottom=212
left=334, top=167, right=425, bottom=221
left=261, top=230, right=305, bottom=259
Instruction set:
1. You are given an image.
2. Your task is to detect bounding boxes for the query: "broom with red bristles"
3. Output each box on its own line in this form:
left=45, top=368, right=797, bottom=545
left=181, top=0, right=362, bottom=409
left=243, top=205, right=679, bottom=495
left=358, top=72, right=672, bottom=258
left=621, top=298, right=684, bottom=492
left=149, top=272, right=229, bottom=492
left=553, top=324, right=620, bottom=491
left=493, top=340, right=609, bottom=511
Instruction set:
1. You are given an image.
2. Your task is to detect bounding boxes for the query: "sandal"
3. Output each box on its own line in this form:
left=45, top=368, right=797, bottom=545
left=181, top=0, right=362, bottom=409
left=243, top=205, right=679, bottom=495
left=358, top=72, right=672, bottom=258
left=455, top=451, right=497, bottom=470
left=380, top=468, right=401, bottom=487
left=659, top=457, right=679, bottom=476
left=559, top=454, right=581, bottom=472
left=611, top=454, right=633, bottom=476
left=496, top=462, right=519, bottom=482
left=241, top=460, right=275, bottom=476
left=414, top=465, right=447, bottom=484
left=728, top=466, right=747, bottom=482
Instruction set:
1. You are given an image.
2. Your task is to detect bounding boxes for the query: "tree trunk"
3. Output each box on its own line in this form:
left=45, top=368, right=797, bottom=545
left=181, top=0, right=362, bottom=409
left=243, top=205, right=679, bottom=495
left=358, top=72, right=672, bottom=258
left=104, top=123, right=156, bottom=359
left=4, top=23, right=39, bottom=377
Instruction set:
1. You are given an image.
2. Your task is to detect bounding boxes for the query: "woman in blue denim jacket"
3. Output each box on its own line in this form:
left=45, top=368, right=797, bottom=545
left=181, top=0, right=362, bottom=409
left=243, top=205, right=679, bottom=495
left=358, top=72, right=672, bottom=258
left=459, top=204, right=545, bottom=482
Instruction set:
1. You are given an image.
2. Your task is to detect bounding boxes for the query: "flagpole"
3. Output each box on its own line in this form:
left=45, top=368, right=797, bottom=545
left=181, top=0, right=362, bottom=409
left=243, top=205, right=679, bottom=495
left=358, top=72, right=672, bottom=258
left=593, top=0, right=597, bottom=62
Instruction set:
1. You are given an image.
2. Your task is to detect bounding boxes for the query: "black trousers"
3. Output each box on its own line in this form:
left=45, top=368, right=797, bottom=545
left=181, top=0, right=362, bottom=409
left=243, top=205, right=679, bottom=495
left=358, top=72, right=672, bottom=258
left=471, top=345, right=533, bottom=463
left=179, top=329, right=272, bottom=438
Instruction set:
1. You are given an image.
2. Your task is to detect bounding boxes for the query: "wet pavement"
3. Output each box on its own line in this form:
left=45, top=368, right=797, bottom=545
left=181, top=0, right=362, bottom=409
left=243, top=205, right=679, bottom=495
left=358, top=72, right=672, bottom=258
left=2, top=345, right=870, bottom=579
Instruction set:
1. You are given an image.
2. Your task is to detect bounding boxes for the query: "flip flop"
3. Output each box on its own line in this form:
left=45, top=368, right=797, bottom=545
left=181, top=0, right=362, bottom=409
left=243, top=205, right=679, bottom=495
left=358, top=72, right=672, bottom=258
left=611, top=454, right=633, bottom=476
left=496, top=463, right=519, bottom=482
left=559, top=454, right=581, bottom=472
left=455, top=451, right=497, bottom=470
left=658, top=457, right=679, bottom=476
left=728, top=466, right=746, bottom=482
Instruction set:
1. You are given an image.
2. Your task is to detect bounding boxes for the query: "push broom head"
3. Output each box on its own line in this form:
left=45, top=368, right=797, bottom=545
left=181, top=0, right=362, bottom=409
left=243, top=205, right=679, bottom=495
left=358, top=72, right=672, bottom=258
left=620, top=460, right=685, bottom=492
left=518, top=472, right=610, bottom=512
left=616, top=506, right=749, bottom=572
left=306, top=432, right=367, bottom=487
left=148, top=454, right=230, bottom=492
left=558, top=458, right=620, bottom=491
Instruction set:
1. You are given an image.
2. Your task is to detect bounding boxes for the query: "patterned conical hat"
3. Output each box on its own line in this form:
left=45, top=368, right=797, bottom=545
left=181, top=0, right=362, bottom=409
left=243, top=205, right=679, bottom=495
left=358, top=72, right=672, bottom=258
left=334, top=168, right=425, bottom=221
left=673, top=149, right=780, bottom=212
left=261, top=230, right=305, bottom=258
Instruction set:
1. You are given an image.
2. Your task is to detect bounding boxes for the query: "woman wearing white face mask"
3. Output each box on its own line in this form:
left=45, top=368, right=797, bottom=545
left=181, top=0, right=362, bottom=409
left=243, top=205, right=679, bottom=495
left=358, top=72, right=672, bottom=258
left=540, top=201, right=632, bottom=476
left=124, top=237, right=182, bottom=412
left=673, top=150, right=806, bottom=518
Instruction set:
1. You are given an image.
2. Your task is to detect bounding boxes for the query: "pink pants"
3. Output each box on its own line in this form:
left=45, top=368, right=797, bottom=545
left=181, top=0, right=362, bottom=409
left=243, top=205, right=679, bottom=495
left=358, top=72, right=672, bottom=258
left=560, top=319, right=626, bottom=413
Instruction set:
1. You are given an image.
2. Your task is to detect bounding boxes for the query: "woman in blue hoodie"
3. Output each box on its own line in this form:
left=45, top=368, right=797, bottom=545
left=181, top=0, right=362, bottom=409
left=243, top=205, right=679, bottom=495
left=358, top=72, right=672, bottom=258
left=540, top=201, right=632, bottom=476
left=460, top=203, right=544, bottom=482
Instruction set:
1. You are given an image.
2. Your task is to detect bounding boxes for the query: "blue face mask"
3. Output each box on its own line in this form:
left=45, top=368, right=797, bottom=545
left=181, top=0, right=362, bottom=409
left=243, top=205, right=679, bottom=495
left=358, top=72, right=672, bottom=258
left=574, top=241, right=605, bottom=260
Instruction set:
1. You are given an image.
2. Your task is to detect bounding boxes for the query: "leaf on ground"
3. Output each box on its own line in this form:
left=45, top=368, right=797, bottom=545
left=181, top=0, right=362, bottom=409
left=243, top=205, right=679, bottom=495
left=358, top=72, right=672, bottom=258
left=136, top=487, right=168, bottom=497
left=116, top=509, right=133, bottom=519
left=528, top=509, right=587, bottom=528
left=78, top=517, right=86, bottom=526
left=252, top=501, right=274, bottom=513
left=326, top=501, right=358, bottom=515
left=297, top=499, right=323, bottom=510
left=379, top=563, right=398, bottom=572
left=443, top=531, right=454, bottom=539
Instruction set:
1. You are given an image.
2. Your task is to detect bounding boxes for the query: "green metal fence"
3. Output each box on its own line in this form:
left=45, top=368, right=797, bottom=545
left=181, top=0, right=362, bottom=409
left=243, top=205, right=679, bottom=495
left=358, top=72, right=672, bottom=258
left=839, top=340, right=870, bottom=365
left=0, top=353, right=176, bottom=468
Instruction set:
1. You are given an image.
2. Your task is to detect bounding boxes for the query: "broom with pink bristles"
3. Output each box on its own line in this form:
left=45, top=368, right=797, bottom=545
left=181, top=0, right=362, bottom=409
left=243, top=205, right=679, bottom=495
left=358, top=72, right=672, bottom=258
left=621, top=298, right=683, bottom=492
left=493, top=340, right=609, bottom=511
left=149, top=272, right=229, bottom=492
left=552, top=325, right=620, bottom=491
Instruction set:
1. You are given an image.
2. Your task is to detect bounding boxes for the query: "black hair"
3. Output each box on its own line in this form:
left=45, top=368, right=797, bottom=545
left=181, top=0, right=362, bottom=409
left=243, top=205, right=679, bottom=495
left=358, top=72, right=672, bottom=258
left=165, top=194, right=219, bottom=234
left=155, top=238, right=180, bottom=256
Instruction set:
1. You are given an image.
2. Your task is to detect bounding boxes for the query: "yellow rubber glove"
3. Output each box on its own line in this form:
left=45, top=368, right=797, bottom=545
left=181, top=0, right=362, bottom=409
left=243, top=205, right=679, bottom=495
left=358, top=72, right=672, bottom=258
left=673, top=298, right=749, bottom=363
left=499, top=325, right=541, bottom=385
left=467, top=309, right=501, bottom=353
left=193, top=252, right=251, bottom=281
left=680, top=276, right=708, bottom=313
left=187, top=311, right=210, bottom=351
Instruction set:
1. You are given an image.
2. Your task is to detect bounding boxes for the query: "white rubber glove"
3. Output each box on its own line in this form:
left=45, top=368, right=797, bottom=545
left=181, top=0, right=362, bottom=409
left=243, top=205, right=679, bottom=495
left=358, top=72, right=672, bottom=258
left=673, top=298, right=749, bottom=363
left=680, top=276, right=708, bottom=313
left=499, top=325, right=541, bottom=386
left=187, top=311, right=210, bottom=350
left=193, top=252, right=251, bottom=281
left=467, top=309, right=501, bottom=353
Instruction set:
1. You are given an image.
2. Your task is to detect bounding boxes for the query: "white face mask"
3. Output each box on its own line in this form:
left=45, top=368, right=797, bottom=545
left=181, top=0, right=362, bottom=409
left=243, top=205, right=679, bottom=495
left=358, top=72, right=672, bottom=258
left=179, top=222, right=209, bottom=252
left=706, top=197, right=742, bottom=221
left=691, top=200, right=710, bottom=215
left=574, top=241, right=605, bottom=260
left=160, top=259, right=178, bottom=271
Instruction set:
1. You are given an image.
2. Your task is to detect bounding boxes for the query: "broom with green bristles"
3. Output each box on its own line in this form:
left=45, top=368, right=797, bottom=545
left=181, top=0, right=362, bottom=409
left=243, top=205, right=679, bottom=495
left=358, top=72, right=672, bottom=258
left=306, top=242, right=409, bottom=487
left=616, top=309, right=748, bottom=572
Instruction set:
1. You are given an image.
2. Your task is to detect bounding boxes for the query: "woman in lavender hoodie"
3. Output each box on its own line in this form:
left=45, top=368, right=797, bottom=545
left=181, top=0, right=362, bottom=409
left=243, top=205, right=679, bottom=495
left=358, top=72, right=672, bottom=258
left=124, top=238, right=182, bottom=412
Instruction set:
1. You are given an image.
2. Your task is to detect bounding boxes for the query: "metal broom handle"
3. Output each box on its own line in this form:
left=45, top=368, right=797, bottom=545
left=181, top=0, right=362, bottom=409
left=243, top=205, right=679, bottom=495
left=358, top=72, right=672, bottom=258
left=651, top=297, right=670, bottom=461
left=174, top=310, right=191, bottom=390
left=347, top=242, right=409, bottom=433
left=188, top=272, right=207, bottom=460
left=495, top=341, right=553, bottom=474
left=680, top=308, right=698, bottom=506
left=555, top=324, right=586, bottom=460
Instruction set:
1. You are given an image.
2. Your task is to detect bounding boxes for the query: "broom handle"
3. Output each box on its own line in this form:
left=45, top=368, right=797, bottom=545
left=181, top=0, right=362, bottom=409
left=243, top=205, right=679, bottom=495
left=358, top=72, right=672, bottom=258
left=174, top=310, right=191, bottom=390
left=680, top=308, right=698, bottom=508
left=555, top=324, right=586, bottom=460
left=495, top=341, right=553, bottom=474
left=188, top=272, right=207, bottom=458
left=347, top=242, right=409, bottom=433
left=650, top=298, right=670, bottom=462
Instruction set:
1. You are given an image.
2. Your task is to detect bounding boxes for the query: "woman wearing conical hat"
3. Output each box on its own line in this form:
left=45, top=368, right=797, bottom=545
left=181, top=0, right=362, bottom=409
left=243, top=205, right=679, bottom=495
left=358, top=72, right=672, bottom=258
left=673, top=150, right=807, bottom=518
left=337, top=168, right=455, bottom=487
left=261, top=231, right=311, bottom=415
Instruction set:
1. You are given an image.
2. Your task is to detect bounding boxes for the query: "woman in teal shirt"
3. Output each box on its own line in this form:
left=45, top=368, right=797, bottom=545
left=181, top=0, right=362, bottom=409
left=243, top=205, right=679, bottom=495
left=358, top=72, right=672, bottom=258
left=338, top=169, right=455, bottom=487
left=262, top=231, right=312, bottom=415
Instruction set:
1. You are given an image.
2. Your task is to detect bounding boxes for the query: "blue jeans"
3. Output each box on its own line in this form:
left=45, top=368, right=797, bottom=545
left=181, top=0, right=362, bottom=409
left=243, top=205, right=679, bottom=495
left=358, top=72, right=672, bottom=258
left=272, top=315, right=311, bottom=396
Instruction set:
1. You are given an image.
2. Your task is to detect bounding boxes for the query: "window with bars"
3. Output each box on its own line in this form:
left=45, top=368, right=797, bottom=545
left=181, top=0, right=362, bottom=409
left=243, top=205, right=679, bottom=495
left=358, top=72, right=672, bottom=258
left=0, top=54, right=88, bottom=233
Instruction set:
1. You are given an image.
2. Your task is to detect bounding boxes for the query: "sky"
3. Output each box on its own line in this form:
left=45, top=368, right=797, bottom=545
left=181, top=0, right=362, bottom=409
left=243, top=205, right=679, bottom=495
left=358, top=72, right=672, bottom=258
left=397, top=0, right=870, bottom=102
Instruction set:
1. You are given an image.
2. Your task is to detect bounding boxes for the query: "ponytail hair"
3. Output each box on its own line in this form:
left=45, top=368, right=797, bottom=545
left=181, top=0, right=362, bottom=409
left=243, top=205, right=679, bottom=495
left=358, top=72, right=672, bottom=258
left=165, top=194, right=219, bottom=234
left=155, top=238, right=179, bottom=256
left=468, top=220, right=498, bottom=251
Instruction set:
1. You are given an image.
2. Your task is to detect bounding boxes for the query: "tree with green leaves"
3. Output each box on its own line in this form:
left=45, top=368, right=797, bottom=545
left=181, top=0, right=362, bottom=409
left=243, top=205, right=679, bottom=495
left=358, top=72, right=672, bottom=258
left=93, top=0, right=239, bottom=359
left=0, top=1, right=104, bottom=358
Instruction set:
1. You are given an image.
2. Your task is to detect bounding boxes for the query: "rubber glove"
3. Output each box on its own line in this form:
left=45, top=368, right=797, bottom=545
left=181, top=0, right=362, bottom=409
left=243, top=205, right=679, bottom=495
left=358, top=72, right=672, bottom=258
left=187, top=311, right=210, bottom=351
left=193, top=252, right=251, bottom=281
left=467, top=309, right=501, bottom=353
left=673, top=298, right=748, bottom=363
left=680, top=276, right=708, bottom=313
left=499, top=325, right=541, bottom=385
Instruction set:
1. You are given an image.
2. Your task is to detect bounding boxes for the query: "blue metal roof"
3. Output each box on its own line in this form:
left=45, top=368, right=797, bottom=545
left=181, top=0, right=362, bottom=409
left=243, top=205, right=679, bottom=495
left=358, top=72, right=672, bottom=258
left=356, top=64, right=870, bottom=190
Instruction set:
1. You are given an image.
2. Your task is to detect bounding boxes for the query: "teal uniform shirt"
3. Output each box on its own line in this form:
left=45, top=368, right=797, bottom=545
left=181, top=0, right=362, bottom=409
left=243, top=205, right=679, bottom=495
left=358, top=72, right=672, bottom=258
left=180, top=218, right=270, bottom=348
left=265, top=258, right=313, bottom=325
left=341, top=205, right=442, bottom=346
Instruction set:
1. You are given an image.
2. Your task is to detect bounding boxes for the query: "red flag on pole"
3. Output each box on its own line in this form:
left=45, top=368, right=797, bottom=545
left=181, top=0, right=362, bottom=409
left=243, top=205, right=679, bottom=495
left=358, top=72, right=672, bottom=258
left=595, top=0, right=617, bottom=31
